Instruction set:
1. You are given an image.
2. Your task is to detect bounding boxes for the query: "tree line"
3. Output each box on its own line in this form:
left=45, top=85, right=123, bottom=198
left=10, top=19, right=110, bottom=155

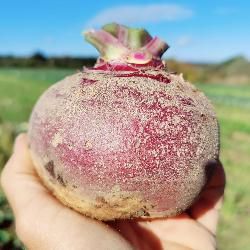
left=0, top=52, right=96, bottom=68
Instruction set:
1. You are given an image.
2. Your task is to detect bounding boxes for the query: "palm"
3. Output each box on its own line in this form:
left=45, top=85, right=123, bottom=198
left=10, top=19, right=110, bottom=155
left=1, top=134, right=225, bottom=250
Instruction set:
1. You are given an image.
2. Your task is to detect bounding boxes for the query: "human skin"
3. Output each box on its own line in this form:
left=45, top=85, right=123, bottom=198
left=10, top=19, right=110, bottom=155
left=1, top=134, right=225, bottom=250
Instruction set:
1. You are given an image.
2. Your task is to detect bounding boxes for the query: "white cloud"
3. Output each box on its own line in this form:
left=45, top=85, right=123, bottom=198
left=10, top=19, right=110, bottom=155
left=176, top=35, right=192, bottom=47
left=85, top=4, right=193, bottom=28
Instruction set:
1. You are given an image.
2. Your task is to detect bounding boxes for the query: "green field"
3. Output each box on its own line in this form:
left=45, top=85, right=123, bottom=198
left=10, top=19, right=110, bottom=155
left=0, top=68, right=250, bottom=249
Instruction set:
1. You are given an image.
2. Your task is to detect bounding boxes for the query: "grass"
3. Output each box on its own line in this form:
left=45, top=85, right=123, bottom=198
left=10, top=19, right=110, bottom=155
left=0, top=68, right=75, bottom=123
left=196, top=83, right=250, bottom=250
left=0, top=68, right=250, bottom=249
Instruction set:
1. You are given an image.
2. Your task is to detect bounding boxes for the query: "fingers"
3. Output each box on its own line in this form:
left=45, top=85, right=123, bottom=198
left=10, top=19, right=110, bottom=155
left=188, top=160, right=226, bottom=234
left=1, top=133, right=46, bottom=216
left=5, top=133, right=34, bottom=174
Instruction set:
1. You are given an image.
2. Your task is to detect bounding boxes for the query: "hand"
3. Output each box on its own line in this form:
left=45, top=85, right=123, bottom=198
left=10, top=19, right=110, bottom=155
left=1, top=134, right=225, bottom=250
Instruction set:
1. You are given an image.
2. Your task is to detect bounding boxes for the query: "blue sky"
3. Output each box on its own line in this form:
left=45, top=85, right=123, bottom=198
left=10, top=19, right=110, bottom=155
left=0, top=0, right=249, bottom=62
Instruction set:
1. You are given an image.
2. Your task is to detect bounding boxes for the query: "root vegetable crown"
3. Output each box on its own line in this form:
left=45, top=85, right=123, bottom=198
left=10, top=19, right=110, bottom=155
left=84, top=22, right=169, bottom=70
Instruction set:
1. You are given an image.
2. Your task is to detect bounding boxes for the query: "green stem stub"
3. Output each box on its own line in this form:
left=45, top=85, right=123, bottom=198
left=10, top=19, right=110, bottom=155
left=84, top=23, right=169, bottom=65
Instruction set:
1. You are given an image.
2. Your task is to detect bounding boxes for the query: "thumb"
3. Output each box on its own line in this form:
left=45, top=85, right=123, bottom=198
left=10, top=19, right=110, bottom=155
left=1, top=133, right=47, bottom=216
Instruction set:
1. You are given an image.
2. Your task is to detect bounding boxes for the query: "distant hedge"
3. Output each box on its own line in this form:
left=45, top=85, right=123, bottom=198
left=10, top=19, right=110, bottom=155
left=0, top=53, right=96, bottom=69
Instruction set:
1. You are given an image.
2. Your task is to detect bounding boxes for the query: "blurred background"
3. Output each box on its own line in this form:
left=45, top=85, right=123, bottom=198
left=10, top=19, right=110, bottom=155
left=0, top=0, right=250, bottom=249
